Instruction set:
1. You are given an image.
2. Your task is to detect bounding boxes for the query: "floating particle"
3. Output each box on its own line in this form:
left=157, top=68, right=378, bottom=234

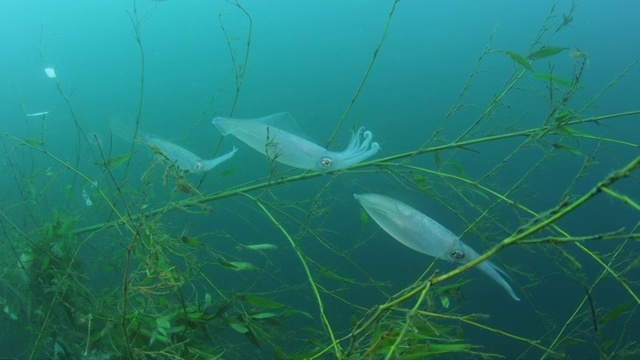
left=26, top=111, right=50, bottom=117
left=44, top=67, right=56, bottom=78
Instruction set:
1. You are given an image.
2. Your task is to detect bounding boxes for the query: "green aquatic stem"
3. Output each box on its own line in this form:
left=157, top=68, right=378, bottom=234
left=245, top=193, right=342, bottom=358
left=383, top=281, right=432, bottom=360
left=428, top=156, right=640, bottom=294
left=220, top=0, right=253, bottom=117
left=517, top=230, right=638, bottom=244
left=122, top=0, right=147, bottom=180
left=602, top=187, right=640, bottom=211
left=326, top=0, right=400, bottom=147
left=260, top=187, right=391, bottom=299
left=342, top=270, right=435, bottom=357
left=542, top=236, right=637, bottom=359
left=121, top=224, right=141, bottom=359
left=418, top=29, right=495, bottom=152
left=28, top=243, right=86, bottom=360
left=38, top=54, right=93, bottom=199
left=411, top=309, right=560, bottom=356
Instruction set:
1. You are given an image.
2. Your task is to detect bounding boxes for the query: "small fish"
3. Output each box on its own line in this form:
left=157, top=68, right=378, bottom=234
left=26, top=111, right=50, bottom=117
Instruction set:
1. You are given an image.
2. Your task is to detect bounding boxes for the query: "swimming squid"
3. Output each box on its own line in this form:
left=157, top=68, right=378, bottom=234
left=212, top=112, right=380, bottom=171
left=141, top=134, right=237, bottom=173
left=354, top=193, right=520, bottom=301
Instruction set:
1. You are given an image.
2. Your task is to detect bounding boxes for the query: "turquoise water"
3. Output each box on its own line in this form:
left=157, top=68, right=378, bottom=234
left=1, top=1, right=639, bottom=358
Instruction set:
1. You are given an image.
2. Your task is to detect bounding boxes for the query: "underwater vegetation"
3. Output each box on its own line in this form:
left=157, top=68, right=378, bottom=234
left=0, top=0, right=639, bottom=359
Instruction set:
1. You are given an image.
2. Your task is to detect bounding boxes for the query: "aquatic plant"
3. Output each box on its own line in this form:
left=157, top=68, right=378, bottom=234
left=0, top=0, right=638, bottom=359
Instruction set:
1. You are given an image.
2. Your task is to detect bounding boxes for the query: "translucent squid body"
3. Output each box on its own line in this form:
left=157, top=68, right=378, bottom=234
left=354, top=193, right=520, bottom=301
left=212, top=112, right=380, bottom=171
left=141, top=134, right=237, bottom=173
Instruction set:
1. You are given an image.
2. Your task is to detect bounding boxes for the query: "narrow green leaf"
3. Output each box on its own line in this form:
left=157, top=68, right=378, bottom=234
left=600, top=301, right=634, bottom=325
left=218, top=258, right=235, bottom=269
left=229, top=321, right=249, bottom=334
left=215, top=301, right=233, bottom=318
left=601, top=339, right=615, bottom=351
left=560, top=337, right=585, bottom=346
left=28, top=182, right=37, bottom=200
left=534, top=72, right=572, bottom=87
left=166, top=325, right=186, bottom=334
left=435, top=280, right=471, bottom=295
left=402, top=343, right=472, bottom=358
left=243, top=328, right=261, bottom=348
left=156, top=316, right=171, bottom=330
left=554, top=110, right=573, bottom=123
left=23, top=139, right=44, bottom=146
left=251, top=312, right=279, bottom=319
left=181, top=235, right=203, bottom=246
left=59, top=219, right=71, bottom=234
left=217, top=166, right=239, bottom=178
left=440, top=295, right=450, bottom=309
left=320, top=268, right=357, bottom=284
left=413, top=175, right=426, bottom=189
left=240, top=294, right=285, bottom=309
left=242, top=243, right=279, bottom=251
left=188, top=346, right=226, bottom=359
left=469, top=188, right=490, bottom=201
left=39, top=255, right=51, bottom=273
left=100, top=152, right=135, bottom=168
left=528, top=46, right=568, bottom=60
left=505, top=51, right=535, bottom=72
left=149, top=331, right=157, bottom=346
left=553, top=143, right=583, bottom=156
left=219, top=259, right=257, bottom=271
left=3, top=307, right=16, bottom=321
left=444, top=162, right=467, bottom=177
left=359, top=209, right=369, bottom=225
left=281, top=309, right=313, bottom=320
left=434, top=151, right=442, bottom=169
left=350, top=313, right=358, bottom=326
left=558, top=126, right=590, bottom=138
left=187, top=311, right=203, bottom=320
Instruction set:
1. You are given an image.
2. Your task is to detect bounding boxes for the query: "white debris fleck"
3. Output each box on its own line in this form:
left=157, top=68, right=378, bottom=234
left=44, top=67, right=56, bottom=78
left=27, top=111, right=50, bottom=117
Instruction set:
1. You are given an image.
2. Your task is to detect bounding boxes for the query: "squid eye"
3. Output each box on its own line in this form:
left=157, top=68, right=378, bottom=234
left=195, top=162, right=203, bottom=171
left=450, top=249, right=465, bottom=261
left=320, top=157, right=333, bottom=168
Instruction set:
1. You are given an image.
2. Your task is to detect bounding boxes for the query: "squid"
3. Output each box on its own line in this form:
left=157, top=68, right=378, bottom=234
left=141, top=134, right=237, bottom=173
left=212, top=112, right=380, bottom=171
left=355, top=193, right=520, bottom=301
